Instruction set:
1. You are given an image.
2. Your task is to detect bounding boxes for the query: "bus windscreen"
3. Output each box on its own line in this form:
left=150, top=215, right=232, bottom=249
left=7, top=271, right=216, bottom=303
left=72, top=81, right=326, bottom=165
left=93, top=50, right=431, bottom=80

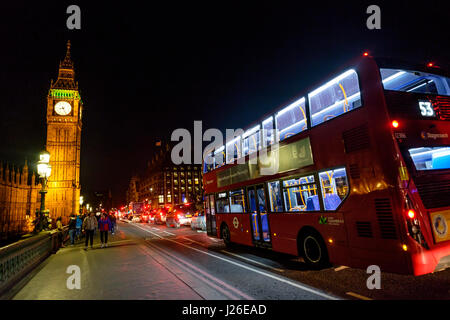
left=409, top=147, right=450, bottom=170
left=381, top=68, right=450, bottom=96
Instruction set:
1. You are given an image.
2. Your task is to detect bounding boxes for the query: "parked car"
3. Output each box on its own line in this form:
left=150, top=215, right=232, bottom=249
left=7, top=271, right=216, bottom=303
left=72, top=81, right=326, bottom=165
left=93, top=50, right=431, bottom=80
left=166, top=204, right=195, bottom=228
left=190, top=212, right=206, bottom=231
left=154, top=208, right=168, bottom=224
left=132, top=214, right=141, bottom=223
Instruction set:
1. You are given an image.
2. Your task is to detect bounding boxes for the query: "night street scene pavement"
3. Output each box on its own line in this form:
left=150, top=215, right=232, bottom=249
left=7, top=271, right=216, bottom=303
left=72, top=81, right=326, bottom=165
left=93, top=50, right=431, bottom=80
left=0, top=1, right=450, bottom=317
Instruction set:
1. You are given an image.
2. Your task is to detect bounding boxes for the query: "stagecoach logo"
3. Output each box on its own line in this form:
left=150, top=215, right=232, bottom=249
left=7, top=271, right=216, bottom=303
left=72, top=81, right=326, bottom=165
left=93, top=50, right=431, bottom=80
left=421, top=132, right=448, bottom=140
left=319, top=216, right=328, bottom=225
left=433, top=214, right=448, bottom=238
left=233, top=216, right=239, bottom=229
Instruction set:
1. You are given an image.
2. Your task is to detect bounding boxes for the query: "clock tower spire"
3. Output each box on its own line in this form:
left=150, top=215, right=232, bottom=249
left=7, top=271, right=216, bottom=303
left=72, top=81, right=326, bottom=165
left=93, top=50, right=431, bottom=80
left=45, top=40, right=83, bottom=223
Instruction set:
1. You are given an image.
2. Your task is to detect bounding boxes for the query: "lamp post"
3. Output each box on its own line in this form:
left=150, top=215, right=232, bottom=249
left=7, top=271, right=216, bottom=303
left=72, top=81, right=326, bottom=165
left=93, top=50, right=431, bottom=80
left=79, top=195, right=84, bottom=215
left=37, top=151, right=51, bottom=232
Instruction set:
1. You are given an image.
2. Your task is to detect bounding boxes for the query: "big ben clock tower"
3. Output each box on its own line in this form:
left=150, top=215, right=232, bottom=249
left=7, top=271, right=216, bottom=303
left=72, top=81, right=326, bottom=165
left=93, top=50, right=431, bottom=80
left=46, top=41, right=82, bottom=223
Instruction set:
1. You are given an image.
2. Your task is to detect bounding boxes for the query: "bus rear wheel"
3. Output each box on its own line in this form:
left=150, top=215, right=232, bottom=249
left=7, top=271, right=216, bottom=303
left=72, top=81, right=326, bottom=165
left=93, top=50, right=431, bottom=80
left=221, top=224, right=232, bottom=247
left=300, top=231, right=329, bottom=269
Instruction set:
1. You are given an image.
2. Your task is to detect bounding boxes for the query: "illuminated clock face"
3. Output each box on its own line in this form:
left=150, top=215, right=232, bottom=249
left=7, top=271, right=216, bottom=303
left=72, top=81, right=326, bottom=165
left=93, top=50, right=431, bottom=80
left=54, top=101, right=72, bottom=116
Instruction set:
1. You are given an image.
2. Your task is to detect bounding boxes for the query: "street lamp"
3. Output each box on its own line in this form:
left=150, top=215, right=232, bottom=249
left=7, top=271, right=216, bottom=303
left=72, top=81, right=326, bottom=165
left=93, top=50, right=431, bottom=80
left=79, top=195, right=84, bottom=215
left=36, top=151, right=51, bottom=232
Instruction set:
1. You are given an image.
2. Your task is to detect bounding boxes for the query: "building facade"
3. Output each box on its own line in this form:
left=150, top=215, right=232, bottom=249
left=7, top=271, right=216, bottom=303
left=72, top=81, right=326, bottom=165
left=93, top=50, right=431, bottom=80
left=0, top=161, right=40, bottom=240
left=45, top=41, right=83, bottom=224
left=128, top=144, right=203, bottom=209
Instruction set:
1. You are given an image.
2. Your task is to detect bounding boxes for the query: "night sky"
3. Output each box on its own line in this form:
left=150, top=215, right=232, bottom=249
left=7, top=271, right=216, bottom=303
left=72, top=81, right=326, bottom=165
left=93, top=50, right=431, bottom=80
left=0, top=1, right=449, bottom=206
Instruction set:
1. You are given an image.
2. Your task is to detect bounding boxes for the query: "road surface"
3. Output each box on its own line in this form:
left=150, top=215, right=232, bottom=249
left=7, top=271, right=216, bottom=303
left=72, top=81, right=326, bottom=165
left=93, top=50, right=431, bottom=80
left=11, top=220, right=450, bottom=300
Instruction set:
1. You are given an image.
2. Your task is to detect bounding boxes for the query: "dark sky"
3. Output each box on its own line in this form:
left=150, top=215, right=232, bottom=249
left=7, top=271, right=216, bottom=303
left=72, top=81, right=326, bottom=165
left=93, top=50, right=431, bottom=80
left=0, top=1, right=449, bottom=206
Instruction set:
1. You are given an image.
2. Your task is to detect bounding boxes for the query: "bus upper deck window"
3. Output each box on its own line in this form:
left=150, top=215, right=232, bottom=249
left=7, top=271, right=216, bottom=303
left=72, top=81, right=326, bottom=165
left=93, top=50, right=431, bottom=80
left=308, top=69, right=362, bottom=127
left=242, top=125, right=261, bottom=157
left=262, top=117, right=274, bottom=147
left=275, top=97, right=307, bottom=142
left=226, top=137, right=241, bottom=164
left=214, top=146, right=225, bottom=169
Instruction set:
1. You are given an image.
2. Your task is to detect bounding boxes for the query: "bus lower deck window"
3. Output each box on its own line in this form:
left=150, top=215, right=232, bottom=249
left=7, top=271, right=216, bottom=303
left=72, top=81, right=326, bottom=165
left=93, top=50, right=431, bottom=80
left=319, top=168, right=349, bottom=211
left=282, top=175, right=319, bottom=212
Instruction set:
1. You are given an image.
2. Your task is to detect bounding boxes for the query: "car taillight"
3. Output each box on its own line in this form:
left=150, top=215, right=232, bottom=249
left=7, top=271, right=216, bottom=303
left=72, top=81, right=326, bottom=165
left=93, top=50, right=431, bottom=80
left=391, top=120, right=399, bottom=128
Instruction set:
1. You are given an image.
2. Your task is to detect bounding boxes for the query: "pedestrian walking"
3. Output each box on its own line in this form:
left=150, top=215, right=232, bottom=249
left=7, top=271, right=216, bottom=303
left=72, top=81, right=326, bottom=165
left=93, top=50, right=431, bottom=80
left=82, top=212, right=97, bottom=250
left=56, top=217, right=65, bottom=248
left=75, top=214, right=83, bottom=241
left=109, top=213, right=117, bottom=235
left=98, top=213, right=112, bottom=248
left=68, top=214, right=77, bottom=246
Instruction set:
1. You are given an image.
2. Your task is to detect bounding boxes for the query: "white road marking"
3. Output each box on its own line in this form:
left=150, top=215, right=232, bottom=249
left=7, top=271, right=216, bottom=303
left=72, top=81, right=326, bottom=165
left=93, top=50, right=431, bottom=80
left=163, top=231, right=175, bottom=236
left=182, top=237, right=206, bottom=246
left=168, top=238, right=338, bottom=300
left=346, top=292, right=372, bottom=300
left=144, top=242, right=253, bottom=300
left=221, top=250, right=285, bottom=273
left=128, top=222, right=339, bottom=300
left=152, top=227, right=160, bottom=231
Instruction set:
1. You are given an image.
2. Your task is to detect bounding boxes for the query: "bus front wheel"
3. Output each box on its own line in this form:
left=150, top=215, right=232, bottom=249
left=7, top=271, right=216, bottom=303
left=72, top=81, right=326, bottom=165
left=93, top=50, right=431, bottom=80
left=300, top=231, right=329, bottom=269
left=221, top=224, right=232, bottom=247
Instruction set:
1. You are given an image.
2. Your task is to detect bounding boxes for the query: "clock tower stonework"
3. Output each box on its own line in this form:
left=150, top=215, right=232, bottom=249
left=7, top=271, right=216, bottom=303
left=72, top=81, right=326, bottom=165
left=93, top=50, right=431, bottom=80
left=46, top=41, right=83, bottom=223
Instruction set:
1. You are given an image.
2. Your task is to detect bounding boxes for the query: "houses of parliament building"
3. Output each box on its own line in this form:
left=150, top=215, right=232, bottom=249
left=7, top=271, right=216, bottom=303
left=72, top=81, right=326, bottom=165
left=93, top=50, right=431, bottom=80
left=0, top=41, right=83, bottom=240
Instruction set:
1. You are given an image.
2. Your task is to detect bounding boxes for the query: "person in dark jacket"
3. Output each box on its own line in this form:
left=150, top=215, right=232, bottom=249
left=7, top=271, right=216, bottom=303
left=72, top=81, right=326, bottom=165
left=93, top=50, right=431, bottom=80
left=109, top=213, right=117, bottom=235
left=68, top=214, right=77, bottom=246
left=98, top=213, right=112, bottom=248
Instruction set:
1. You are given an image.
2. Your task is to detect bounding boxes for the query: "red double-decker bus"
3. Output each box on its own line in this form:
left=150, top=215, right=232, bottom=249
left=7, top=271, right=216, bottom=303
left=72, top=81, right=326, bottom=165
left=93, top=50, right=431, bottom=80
left=202, top=54, right=450, bottom=276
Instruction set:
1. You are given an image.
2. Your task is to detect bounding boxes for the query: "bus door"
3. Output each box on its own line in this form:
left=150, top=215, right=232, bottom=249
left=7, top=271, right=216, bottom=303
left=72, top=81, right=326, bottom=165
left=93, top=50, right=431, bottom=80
left=205, top=194, right=216, bottom=237
left=247, top=185, right=271, bottom=244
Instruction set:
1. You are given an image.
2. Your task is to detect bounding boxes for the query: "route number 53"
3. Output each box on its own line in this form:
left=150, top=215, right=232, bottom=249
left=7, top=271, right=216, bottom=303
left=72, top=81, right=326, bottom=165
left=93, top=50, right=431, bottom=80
left=419, top=101, right=434, bottom=117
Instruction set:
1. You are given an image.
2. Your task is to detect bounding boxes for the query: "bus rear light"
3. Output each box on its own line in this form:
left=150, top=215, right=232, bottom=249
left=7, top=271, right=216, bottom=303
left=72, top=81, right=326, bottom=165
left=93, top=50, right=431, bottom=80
left=328, top=238, right=334, bottom=244
left=402, top=244, right=408, bottom=251
left=391, top=120, right=399, bottom=128
left=363, top=51, right=369, bottom=57
left=407, top=209, right=415, bottom=219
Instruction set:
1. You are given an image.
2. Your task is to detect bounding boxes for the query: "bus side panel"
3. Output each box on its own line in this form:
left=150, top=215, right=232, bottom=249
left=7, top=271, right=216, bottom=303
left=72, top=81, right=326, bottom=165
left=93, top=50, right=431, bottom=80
left=269, top=213, right=351, bottom=267
left=215, top=213, right=253, bottom=246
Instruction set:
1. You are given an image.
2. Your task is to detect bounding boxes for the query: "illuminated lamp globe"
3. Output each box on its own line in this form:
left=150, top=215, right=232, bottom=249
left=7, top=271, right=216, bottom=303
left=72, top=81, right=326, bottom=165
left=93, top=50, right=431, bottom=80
left=39, top=151, right=50, bottom=164
left=37, top=162, right=51, bottom=179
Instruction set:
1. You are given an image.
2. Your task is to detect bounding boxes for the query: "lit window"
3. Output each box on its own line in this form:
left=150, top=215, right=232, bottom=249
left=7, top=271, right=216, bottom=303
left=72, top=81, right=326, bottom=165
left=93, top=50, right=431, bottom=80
left=158, top=195, right=164, bottom=203
left=242, top=125, right=260, bottom=156
left=226, top=136, right=241, bottom=164
left=283, top=175, right=319, bottom=212
left=229, top=189, right=246, bottom=213
left=194, top=178, right=199, bottom=185
left=319, top=168, right=349, bottom=210
left=276, top=98, right=307, bottom=141
left=203, top=151, right=214, bottom=173
left=381, top=68, right=450, bottom=96
left=216, top=192, right=230, bottom=213
left=262, top=116, right=275, bottom=147
left=408, top=147, right=450, bottom=171
left=267, top=181, right=283, bottom=212
left=214, top=146, right=225, bottom=168
left=309, top=70, right=362, bottom=127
